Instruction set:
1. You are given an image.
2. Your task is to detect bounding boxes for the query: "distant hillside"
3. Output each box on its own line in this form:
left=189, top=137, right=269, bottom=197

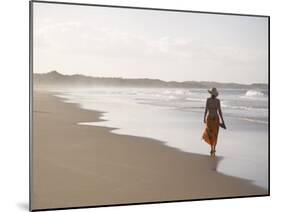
left=33, top=71, right=268, bottom=89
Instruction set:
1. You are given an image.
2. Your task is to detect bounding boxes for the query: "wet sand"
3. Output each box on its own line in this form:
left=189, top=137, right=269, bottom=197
left=32, top=91, right=267, bottom=210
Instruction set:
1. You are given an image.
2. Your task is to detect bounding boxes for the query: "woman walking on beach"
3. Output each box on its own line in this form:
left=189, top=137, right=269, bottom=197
left=202, top=88, right=226, bottom=155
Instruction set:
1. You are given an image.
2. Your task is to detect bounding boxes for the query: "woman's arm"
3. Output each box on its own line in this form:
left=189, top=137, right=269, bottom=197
left=203, top=99, right=208, bottom=123
left=218, top=99, right=225, bottom=124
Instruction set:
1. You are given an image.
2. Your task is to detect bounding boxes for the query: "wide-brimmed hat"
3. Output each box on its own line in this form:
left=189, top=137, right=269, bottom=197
left=208, top=87, right=219, bottom=96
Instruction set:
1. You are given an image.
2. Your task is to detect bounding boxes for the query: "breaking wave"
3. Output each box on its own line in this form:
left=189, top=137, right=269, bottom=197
left=241, top=90, right=267, bottom=99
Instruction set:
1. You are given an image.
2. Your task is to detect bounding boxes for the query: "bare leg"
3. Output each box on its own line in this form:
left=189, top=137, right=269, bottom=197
left=210, top=145, right=216, bottom=156
left=210, top=145, right=214, bottom=154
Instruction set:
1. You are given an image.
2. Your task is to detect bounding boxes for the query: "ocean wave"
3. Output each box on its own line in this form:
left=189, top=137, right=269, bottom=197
left=241, top=90, right=267, bottom=99
left=222, top=104, right=268, bottom=111
left=185, top=97, right=205, bottom=102
left=238, top=117, right=268, bottom=124
left=162, top=89, right=191, bottom=96
left=168, top=95, right=177, bottom=99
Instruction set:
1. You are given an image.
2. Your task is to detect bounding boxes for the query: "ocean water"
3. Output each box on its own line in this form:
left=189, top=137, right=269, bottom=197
left=55, top=87, right=268, bottom=189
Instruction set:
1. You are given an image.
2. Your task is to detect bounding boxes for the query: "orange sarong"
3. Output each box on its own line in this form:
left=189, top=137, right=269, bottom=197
left=202, top=115, right=220, bottom=146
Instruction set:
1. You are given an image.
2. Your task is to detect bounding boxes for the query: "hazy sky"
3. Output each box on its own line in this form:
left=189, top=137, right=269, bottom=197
left=33, top=2, right=268, bottom=84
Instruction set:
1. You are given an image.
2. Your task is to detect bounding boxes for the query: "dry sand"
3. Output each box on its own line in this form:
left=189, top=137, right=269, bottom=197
left=32, top=91, right=267, bottom=210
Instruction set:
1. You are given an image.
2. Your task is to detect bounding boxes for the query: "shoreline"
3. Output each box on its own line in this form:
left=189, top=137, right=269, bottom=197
left=32, top=91, right=267, bottom=210
left=57, top=89, right=268, bottom=189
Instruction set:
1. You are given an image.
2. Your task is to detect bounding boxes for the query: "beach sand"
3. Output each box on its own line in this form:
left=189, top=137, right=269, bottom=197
left=32, top=91, right=267, bottom=210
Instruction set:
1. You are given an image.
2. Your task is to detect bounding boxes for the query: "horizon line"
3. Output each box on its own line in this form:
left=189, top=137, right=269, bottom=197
left=34, top=71, right=268, bottom=85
